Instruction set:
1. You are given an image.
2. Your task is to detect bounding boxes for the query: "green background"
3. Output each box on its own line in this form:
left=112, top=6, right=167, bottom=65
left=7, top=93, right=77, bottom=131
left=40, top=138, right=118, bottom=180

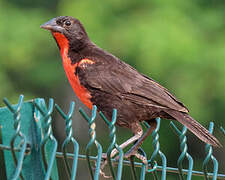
left=0, top=0, right=224, bottom=179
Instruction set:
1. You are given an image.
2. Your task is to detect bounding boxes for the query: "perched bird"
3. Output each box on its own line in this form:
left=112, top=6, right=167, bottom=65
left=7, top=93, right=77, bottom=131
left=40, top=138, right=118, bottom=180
left=41, top=16, right=222, bottom=162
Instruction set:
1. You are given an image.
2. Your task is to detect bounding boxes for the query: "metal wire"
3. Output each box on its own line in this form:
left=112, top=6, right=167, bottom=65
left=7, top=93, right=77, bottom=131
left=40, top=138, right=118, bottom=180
left=55, top=102, right=79, bottom=180
left=146, top=118, right=167, bottom=180
left=203, top=122, right=218, bottom=180
left=79, top=105, right=103, bottom=180
left=3, top=95, right=27, bottom=180
left=100, top=109, right=124, bottom=180
left=170, top=122, right=193, bottom=180
left=0, top=96, right=224, bottom=180
left=34, top=98, right=58, bottom=180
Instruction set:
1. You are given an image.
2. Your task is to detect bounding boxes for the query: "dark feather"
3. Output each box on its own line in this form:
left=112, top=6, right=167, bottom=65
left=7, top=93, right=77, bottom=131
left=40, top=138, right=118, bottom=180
left=79, top=46, right=189, bottom=113
left=75, top=45, right=222, bottom=147
left=42, top=16, right=222, bottom=148
left=164, top=109, right=222, bottom=147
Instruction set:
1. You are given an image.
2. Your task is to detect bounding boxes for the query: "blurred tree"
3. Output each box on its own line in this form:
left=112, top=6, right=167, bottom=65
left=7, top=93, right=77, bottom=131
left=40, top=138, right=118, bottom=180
left=0, top=0, right=64, bottom=103
left=0, top=0, right=224, bottom=178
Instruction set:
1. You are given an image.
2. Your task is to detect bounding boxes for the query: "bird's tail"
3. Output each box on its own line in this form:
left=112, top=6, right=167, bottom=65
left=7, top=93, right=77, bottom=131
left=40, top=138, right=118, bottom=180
left=164, top=109, right=222, bottom=147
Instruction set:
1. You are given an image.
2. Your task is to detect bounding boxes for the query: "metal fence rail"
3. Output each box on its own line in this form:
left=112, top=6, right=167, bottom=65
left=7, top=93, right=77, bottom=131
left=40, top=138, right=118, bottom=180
left=0, top=95, right=224, bottom=180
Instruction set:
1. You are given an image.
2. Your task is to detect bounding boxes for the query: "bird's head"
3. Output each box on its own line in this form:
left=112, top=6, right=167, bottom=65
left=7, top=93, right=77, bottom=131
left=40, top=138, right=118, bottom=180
left=41, top=16, right=89, bottom=51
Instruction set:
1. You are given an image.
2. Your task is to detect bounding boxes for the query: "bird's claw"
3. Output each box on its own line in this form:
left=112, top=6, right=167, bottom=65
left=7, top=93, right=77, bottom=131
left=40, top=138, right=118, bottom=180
left=99, top=169, right=112, bottom=179
left=115, top=150, right=149, bottom=171
left=92, top=153, right=112, bottom=178
left=101, top=152, right=107, bottom=160
left=92, top=164, right=111, bottom=178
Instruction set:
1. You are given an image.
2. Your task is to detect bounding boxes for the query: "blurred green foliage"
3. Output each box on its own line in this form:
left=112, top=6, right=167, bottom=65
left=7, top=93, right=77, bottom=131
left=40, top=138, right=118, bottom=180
left=0, top=0, right=224, bottom=178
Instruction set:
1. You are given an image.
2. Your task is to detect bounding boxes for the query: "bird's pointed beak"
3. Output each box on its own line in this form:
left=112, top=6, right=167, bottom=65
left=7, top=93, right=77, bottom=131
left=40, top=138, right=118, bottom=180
left=40, top=18, right=63, bottom=32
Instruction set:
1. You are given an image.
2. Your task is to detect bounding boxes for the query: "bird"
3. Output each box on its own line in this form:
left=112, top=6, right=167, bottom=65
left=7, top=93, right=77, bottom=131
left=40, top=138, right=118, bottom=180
left=40, top=16, right=222, bottom=164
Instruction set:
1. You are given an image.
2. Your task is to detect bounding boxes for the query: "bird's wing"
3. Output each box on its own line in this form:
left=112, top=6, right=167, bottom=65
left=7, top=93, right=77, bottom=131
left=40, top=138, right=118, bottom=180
left=83, top=59, right=189, bottom=113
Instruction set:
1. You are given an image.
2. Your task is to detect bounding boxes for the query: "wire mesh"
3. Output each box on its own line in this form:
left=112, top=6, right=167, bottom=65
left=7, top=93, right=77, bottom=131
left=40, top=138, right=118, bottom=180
left=0, top=95, right=224, bottom=180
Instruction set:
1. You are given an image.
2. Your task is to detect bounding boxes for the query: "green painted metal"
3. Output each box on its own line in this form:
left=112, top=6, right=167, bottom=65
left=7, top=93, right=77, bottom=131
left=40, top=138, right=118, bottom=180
left=3, top=95, right=27, bottom=180
left=221, top=127, right=225, bottom=136
left=0, top=124, right=7, bottom=179
left=0, top=96, right=59, bottom=180
left=170, top=122, right=193, bottom=180
left=147, top=118, right=167, bottom=180
left=55, top=153, right=225, bottom=179
left=33, top=98, right=58, bottom=180
left=0, top=96, right=43, bottom=180
left=100, top=109, right=124, bottom=180
left=0, top=95, right=224, bottom=180
left=55, top=102, right=79, bottom=180
left=139, top=147, right=148, bottom=179
left=79, top=105, right=103, bottom=180
left=203, top=122, right=218, bottom=180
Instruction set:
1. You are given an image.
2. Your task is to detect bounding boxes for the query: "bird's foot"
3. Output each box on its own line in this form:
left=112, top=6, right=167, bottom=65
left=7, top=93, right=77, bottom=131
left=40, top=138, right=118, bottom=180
left=99, top=169, right=112, bottom=179
left=126, top=151, right=148, bottom=164
left=93, top=153, right=112, bottom=178
left=100, top=152, right=117, bottom=168
left=115, top=150, right=148, bottom=171
left=132, top=152, right=149, bottom=172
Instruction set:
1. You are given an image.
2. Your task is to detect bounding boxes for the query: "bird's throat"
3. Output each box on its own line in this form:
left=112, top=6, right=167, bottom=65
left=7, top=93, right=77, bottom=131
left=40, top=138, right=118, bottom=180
left=52, top=32, right=69, bottom=58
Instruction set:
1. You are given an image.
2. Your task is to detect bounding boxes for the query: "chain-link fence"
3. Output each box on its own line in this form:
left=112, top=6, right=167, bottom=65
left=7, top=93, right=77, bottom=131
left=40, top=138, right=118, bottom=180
left=0, top=95, right=224, bottom=180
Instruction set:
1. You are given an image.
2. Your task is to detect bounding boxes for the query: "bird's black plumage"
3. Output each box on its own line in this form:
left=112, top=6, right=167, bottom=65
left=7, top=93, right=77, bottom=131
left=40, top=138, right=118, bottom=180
left=74, top=45, right=221, bottom=147
left=41, top=16, right=222, bottom=147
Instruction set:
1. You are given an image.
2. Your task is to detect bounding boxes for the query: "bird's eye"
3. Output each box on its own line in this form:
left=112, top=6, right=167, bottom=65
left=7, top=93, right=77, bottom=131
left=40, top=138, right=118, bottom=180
left=65, top=20, right=71, bottom=26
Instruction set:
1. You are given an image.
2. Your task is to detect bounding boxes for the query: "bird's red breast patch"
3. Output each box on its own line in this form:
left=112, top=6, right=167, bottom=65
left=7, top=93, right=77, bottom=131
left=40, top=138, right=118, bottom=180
left=52, top=32, right=94, bottom=109
left=63, top=58, right=94, bottom=109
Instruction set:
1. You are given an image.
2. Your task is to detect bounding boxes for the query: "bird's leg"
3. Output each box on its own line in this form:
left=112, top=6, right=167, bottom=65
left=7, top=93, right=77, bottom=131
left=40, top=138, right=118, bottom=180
left=102, top=123, right=143, bottom=159
left=124, top=120, right=157, bottom=166
left=100, top=123, right=143, bottom=171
